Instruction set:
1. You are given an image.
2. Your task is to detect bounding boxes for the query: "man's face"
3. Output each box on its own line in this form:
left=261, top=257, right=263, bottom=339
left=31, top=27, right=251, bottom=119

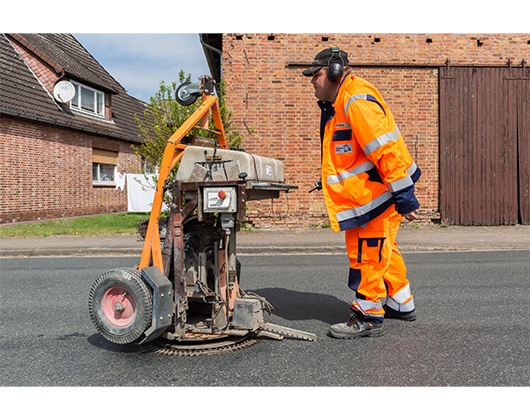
left=311, top=68, right=337, bottom=102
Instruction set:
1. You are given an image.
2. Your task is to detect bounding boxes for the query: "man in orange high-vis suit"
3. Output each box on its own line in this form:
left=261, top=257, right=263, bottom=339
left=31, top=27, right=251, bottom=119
left=302, top=47, right=421, bottom=339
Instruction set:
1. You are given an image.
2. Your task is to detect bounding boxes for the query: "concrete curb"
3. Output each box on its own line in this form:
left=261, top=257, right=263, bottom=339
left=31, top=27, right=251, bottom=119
left=1, top=225, right=529, bottom=257
left=2, top=244, right=529, bottom=258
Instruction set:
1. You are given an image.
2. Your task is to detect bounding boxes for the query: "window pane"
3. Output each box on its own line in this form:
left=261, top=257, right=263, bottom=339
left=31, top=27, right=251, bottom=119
left=99, top=164, right=115, bottom=182
left=96, top=92, right=104, bottom=115
left=72, top=84, right=79, bottom=107
left=70, top=82, right=105, bottom=117
left=92, top=164, right=98, bottom=181
left=81, top=86, right=94, bottom=112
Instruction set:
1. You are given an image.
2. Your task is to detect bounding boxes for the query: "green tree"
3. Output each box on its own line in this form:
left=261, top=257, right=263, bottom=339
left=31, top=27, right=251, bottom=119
left=133, top=71, right=242, bottom=172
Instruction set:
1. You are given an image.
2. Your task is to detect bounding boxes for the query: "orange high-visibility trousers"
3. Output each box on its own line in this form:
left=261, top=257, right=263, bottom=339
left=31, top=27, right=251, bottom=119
left=345, top=205, right=415, bottom=321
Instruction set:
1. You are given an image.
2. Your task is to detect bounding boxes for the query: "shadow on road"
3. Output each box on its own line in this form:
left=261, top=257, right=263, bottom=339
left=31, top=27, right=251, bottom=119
left=247, top=287, right=351, bottom=325
left=87, top=334, right=153, bottom=353
left=86, top=288, right=353, bottom=351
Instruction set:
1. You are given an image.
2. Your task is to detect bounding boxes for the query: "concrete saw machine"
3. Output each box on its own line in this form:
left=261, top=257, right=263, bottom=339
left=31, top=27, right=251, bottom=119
left=88, top=76, right=316, bottom=355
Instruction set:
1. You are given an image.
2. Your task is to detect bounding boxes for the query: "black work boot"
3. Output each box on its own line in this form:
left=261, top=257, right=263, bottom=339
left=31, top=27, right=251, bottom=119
left=383, top=304, right=416, bottom=322
left=328, top=312, right=384, bottom=339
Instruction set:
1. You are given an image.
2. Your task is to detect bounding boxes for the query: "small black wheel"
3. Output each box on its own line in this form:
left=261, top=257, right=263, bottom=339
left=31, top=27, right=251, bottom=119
left=88, top=267, right=152, bottom=345
left=176, top=81, right=200, bottom=106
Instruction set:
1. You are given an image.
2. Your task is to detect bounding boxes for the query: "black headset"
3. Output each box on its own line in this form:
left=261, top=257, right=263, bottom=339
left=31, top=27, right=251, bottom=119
left=327, top=47, right=345, bottom=83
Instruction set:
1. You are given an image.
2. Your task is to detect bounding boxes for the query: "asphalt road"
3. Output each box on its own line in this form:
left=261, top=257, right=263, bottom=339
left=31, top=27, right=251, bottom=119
left=1, top=252, right=528, bottom=415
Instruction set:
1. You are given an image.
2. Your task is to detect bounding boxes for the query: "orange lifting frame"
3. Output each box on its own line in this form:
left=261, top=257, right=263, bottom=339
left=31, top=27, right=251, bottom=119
left=138, top=93, right=228, bottom=271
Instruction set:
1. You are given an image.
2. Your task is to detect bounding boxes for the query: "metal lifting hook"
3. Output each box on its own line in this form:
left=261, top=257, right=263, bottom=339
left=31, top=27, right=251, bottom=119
left=309, top=180, right=322, bottom=193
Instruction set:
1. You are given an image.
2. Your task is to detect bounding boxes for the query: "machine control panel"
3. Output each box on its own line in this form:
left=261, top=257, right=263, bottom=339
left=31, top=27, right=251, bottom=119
left=203, top=187, right=238, bottom=213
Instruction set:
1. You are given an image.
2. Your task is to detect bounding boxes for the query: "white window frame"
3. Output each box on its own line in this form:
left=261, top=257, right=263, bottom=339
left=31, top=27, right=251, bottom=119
left=71, top=81, right=105, bottom=118
left=92, top=149, right=118, bottom=186
left=92, top=162, right=117, bottom=186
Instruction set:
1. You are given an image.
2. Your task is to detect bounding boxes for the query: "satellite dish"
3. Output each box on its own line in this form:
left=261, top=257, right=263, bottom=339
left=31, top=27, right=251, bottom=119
left=53, top=81, right=76, bottom=103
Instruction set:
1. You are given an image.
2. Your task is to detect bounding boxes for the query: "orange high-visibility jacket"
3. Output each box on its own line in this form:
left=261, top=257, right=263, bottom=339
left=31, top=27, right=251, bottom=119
left=320, top=74, right=421, bottom=232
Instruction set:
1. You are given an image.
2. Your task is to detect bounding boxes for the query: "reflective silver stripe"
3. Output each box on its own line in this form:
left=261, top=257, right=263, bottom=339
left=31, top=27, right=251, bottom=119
left=385, top=295, right=415, bottom=313
left=335, top=191, right=392, bottom=222
left=388, top=162, right=418, bottom=192
left=386, top=284, right=415, bottom=312
left=407, top=162, right=418, bottom=176
left=363, top=127, right=400, bottom=156
left=344, top=94, right=370, bottom=114
left=389, top=176, right=413, bottom=192
left=354, top=299, right=383, bottom=312
left=328, top=161, right=417, bottom=188
left=326, top=174, right=342, bottom=184
left=326, top=161, right=375, bottom=185
left=391, top=284, right=412, bottom=303
left=399, top=299, right=415, bottom=312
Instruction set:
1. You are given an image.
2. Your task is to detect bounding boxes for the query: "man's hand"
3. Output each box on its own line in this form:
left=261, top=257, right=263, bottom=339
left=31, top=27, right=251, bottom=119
left=403, top=210, right=419, bottom=222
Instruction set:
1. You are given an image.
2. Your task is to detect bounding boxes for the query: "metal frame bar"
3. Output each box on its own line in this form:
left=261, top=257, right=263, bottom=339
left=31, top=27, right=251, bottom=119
left=139, top=93, right=228, bottom=271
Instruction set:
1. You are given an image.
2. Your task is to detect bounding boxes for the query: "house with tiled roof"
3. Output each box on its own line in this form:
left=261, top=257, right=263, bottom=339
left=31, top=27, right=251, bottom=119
left=0, top=33, right=149, bottom=223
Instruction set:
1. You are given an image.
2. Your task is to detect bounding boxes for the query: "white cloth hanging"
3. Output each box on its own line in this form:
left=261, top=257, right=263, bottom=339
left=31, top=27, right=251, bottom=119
left=126, top=174, right=167, bottom=213
left=115, top=172, right=126, bottom=190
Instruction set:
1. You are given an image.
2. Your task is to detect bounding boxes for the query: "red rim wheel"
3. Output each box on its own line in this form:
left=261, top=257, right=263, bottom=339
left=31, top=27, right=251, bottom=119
left=101, top=286, right=137, bottom=327
left=89, top=268, right=152, bottom=345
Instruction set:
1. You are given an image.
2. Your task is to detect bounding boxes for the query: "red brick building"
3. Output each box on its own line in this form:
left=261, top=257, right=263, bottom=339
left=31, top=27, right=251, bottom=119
left=201, top=33, right=529, bottom=227
left=2, top=33, right=528, bottom=228
left=1, top=34, right=146, bottom=224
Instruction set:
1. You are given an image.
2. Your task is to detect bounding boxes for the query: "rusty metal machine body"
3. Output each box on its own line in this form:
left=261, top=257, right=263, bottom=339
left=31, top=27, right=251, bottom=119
left=88, top=77, right=315, bottom=354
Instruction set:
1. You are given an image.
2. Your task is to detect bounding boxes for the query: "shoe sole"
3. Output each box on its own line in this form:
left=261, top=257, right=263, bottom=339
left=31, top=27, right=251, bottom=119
left=385, top=314, right=416, bottom=322
left=383, top=307, right=416, bottom=322
left=328, top=329, right=384, bottom=339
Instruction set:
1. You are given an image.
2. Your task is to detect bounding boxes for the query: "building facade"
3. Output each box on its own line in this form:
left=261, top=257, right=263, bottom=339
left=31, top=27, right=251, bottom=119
left=202, top=33, right=529, bottom=227
left=1, top=34, right=147, bottom=224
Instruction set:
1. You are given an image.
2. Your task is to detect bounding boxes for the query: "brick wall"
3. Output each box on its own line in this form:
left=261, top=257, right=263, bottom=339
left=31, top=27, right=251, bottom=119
left=221, top=33, right=529, bottom=228
left=0, top=116, right=142, bottom=224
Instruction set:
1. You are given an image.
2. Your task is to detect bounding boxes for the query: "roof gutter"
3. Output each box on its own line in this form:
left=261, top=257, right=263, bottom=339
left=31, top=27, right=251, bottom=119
left=0, top=108, right=139, bottom=143
left=199, top=34, right=222, bottom=78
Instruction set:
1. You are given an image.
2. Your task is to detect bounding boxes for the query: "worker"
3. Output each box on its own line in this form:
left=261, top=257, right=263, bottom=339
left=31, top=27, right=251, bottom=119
left=302, top=47, right=421, bottom=339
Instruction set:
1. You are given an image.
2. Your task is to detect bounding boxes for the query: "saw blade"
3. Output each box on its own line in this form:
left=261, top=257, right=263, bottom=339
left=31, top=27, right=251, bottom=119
left=260, top=323, right=317, bottom=341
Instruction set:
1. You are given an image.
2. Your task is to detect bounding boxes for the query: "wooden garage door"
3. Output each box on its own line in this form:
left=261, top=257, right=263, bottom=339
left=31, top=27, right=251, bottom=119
left=439, top=65, right=529, bottom=225
left=516, top=67, right=530, bottom=224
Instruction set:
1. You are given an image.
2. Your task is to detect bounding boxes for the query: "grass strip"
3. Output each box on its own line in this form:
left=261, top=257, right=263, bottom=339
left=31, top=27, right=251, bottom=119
left=0, top=213, right=150, bottom=238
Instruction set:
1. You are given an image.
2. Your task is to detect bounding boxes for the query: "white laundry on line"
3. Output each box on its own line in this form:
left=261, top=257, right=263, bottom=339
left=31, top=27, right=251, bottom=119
left=126, top=174, right=168, bottom=213
left=115, top=172, right=126, bottom=190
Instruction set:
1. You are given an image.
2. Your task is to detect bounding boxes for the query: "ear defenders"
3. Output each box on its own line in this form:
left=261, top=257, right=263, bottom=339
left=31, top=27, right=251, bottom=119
left=327, top=47, right=345, bottom=83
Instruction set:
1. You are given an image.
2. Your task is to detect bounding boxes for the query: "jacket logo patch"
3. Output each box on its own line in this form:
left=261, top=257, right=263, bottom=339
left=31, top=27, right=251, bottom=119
left=335, top=143, right=353, bottom=154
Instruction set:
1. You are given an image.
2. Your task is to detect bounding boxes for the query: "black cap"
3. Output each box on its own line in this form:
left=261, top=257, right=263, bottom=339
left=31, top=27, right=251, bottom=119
left=302, top=47, right=349, bottom=77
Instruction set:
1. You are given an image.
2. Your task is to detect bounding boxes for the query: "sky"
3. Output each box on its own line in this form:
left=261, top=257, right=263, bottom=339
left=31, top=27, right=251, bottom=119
left=3, top=1, right=525, bottom=104
left=73, top=34, right=210, bottom=102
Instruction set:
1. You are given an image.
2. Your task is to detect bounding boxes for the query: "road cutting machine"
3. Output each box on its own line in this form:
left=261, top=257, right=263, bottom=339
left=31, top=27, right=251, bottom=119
left=88, top=76, right=316, bottom=355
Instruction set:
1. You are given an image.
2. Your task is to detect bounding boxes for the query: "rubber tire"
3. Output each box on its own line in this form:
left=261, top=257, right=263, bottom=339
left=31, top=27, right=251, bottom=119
left=176, top=81, right=200, bottom=106
left=88, top=267, right=152, bottom=345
